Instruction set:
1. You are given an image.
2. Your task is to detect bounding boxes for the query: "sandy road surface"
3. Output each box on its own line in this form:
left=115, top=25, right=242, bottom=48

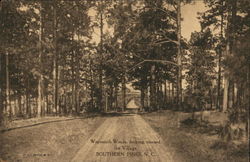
left=71, top=114, right=180, bottom=162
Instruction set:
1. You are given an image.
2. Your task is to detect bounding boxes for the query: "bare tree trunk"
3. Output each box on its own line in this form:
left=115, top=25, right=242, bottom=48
left=228, top=81, right=233, bottom=108
left=164, top=81, right=167, bottom=105
left=210, top=89, right=213, bottom=110
left=168, top=82, right=171, bottom=104
left=53, top=2, right=59, bottom=115
left=222, top=17, right=230, bottom=112
left=217, top=8, right=223, bottom=110
left=217, top=51, right=222, bottom=110
left=90, top=82, right=94, bottom=110
left=71, top=50, right=75, bottom=114
left=98, top=0, right=104, bottom=111
left=0, top=54, right=3, bottom=122
left=88, top=55, right=94, bottom=110
left=246, top=66, right=250, bottom=133
left=46, top=94, right=49, bottom=114
left=141, top=85, right=145, bottom=111
left=25, top=92, right=29, bottom=117
left=122, top=72, right=126, bottom=112
left=14, top=91, right=17, bottom=117
left=171, top=83, right=175, bottom=104
left=0, top=56, right=2, bottom=120
left=37, top=2, right=44, bottom=117
left=114, top=82, right=118, bottom=111
left=159, top=82, right=163, bottom=110
left=65, top=95, right=69, bottom=114
left=222, top=49, right=229, bottom=112
left=26, top=74, right=32, bottom=118
left=105, top=88, right=108, bottom=112
left=233, top=83, right=237, bottom=106
left=177, top=0, right=182, bottom=106
left=155, top=82, right=159, bottom=109
left=18, top=94, right=22, bottom=116
left=75, top=21, right=81, bottom=114
left=150, top=64, right=156, bottom=110
left=157, top=82, right=161, bottom=109
left=5, top=52, right=10, bottom=117
left=158, top=82, right=161, bottom=107
left=109, top=84, right=114, bottom=110
left=75, top=65, right=80, bottom=113
left=231, top=0, right=237, bottom=108
left=147, top=86, right=150, bottom=108
left=223, top=0, right=237, bottom=112
left=98, top=69, right=103, bottom=111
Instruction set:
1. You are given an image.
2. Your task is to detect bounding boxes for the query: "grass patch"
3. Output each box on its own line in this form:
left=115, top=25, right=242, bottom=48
left=141, top=110, right=249, bottom=162
left=0, top=114, right=107, bottom=162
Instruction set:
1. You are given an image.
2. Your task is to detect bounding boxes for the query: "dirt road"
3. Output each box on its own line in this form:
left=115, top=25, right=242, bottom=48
left=71, top=114, right=180, bottom=162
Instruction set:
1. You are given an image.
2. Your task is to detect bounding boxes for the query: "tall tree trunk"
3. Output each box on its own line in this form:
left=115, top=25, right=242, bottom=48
left=160, top=82, right=164, bottom=109
left=25, top=92, right=29, bottom=117
left=0, top=54, right=3, bottom=123
left=89, top=55, right=94, bottom=110
left=53, top=3, right=59, bottom=115
left=14, top=91, right=17, bottom=117
left=222, top=68, right=229, bottom=112
left=210, top=89, right=213, bottom=110
left=177, top=0, right=182, bottom=106
left=155, top=82, right=159, bottom=109
left=164, top=80, right=167, bottom=105
left=217, top=51, right=222, bottom=110
left=122, top=72, right=126, bottom=111
left=222, top=16, right=230, bottom=112
left=105, top=88, right=108, bottom=112
left=228, top=81, right=233, bottom=108
left=147, top=86, right=150, bottom=108
left=18, top=93, right=22, bottom=116
left=98, top=0, right=104, bottom=111
left=150, top=64, right=156, bottom=110
left=231, top=0, right=237, bottom=108
left=114, top=83, right=118, bottom=111
left=246, top=66, right=250, bottom=133
left=223, top=0, right=237, bottom=112
left=46, top=93, right=49, bottom=114
left=70, top=28, right=76, bottom=114
left=75, top=57, right=80, bottom=114
left=65, top=95, right=69, bottom=114
left=26, top=75, right=31, bottom=118
left=71, top=51, right=75, bottom=114
left=172, top=83, right=175, bottom=104
left=233, top=83, right=237, bottom=106
left=37, top=2, right=44, bottom=117
left=75, top=27, right=81, bottom=114
left=141, top=85, right=145, bottom=111
left=217, top=7, right=223, bottom=110
left=5, top=52, right=10, bottom=117
left=168, top=82, right=171, bottom=104
left=90, top=82, right=94, bottom=110
left=109, top=84, right=114, bottom=110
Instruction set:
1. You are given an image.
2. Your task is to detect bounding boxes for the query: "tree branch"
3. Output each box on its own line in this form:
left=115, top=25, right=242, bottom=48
left=143, top=5, right=176, bottom=20
left=144, top=59, right=179, bottom=67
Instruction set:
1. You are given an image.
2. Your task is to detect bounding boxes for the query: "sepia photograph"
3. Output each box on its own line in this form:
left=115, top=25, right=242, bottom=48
left=0, top=0, right=249, bottom=161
